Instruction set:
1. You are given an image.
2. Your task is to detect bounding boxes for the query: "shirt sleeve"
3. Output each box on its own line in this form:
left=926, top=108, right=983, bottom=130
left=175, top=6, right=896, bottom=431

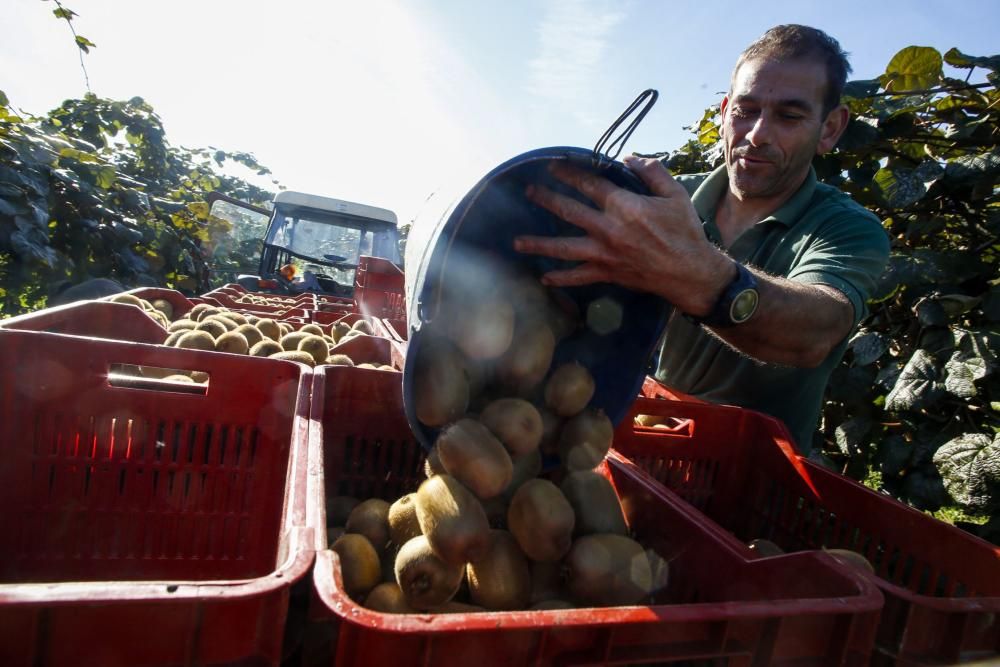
left=786, top=205, right=890, bottom=325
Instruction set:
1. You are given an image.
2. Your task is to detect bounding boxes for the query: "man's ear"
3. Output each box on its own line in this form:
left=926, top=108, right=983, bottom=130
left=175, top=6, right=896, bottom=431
left=817, top=103, right=849, bottom=155
left=719, top=95, right=730, bottom=139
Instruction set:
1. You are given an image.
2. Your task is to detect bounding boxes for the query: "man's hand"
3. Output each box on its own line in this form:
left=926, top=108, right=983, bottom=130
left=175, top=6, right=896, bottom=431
left=513, top=156, right=733, bottom=318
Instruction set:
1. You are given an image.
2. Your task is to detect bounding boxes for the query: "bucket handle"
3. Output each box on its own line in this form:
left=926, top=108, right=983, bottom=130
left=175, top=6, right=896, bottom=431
left=592, top=88, right=659, bottom=168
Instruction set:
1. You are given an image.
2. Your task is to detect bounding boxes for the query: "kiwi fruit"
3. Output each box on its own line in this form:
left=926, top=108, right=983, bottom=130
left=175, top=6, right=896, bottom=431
left=507, top=479, right=575, bottom=562
left=423, top=447, right=446, bottom=478
left=415, top=474, right=491, bottom=566
left=646, top=548, right=670, bottom=598
left=356, top=363, right=379, bottom=369
left=345, top=498, right=392, bottom=554
left=544, top=362, right=596, bottom=417
left=250, top=339, right=283, bottom=357
left=163, top=374, right=195, bottom=383
left=331, top=533, right=382, bottom=600
left=256, top=318, right=281, bottom=341
left=167, top=318, right=197, bottom=333
left=466, top=530, right=531, bottom=610
left=558, top=408, right=614, bottom=471
left=560, top=470, right=628, bottom=537
left=388, top=493, right=422, bottom=547
left=502, top=449, right=543, bottom=503
left=189, top=370, right=209, bottom=383
left=300, top=323, right=325, bottom=337
left=352, top=320, right=375, bottom=335
left=326, top=495, right=360, bottom=528
left=529, top=560, right=564, bottom=605
left=412, top=337, right=469, bottom=428
left=565, top=534, right=652, bottom=608
left=225, top=312, right=249, bottom=326
left=108, top=293, right=143, bottom=307
left=634, top=413, right=666, bottom=428
left=193, top=306, right=221, bottom=322
left=327, top=353, right=355, bottom=366
left=824, top=548, right=875, bottom=573
left=204, top=314, right=238, bottom=331
left=448, top=296, right=515, bottom=361
left=480, top=495, right=508, bottom=529
left=163, top=330, right=186, bottom=347
left=333, top=321, right=353, bottom=342
left=364, top=582, right=415, bottom=614
left=269, top=350, right=316, bottom=367
left=280, top=331, right=310, bottom=351
left=495, top=320, right=556, bottom=395
left=747, top=538, right=785, bottom=558
left=279, top=323, right=293, bottom=336
left=215, top=331, right=249, bottom=355
left=479, top=398, right=543, bottom=456
left=235, top=323, right=263, bottom=349
left=188, top=303, right=213, bottom=321
left=435, top=418, right=513, bottom=500
left=194, top=319, right=227, bottom=339
left=298, top=334, right=331, bottom=365
left=394, top=535, right=465, bottom=610
left=536, top=406, right=563, bottom=457
left=176, top=330, right=216, bottom=352
left=149, top=298, right=174, bottom=320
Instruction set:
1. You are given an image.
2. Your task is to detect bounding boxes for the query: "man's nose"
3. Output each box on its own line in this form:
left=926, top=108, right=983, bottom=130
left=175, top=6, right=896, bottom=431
left=746, top=114, right=772, bottom=146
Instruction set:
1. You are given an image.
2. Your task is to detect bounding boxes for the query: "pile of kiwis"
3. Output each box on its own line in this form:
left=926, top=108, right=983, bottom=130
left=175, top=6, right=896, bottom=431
left=103, top=293, right=395, bottom=375
left=326, top=265, right=670, bottom=614
left=235, top=293, right=301, bottom=308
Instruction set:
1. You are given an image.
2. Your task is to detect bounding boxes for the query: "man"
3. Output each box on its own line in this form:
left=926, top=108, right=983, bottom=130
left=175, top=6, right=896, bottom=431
left=514, top=25, right=890, bottom=452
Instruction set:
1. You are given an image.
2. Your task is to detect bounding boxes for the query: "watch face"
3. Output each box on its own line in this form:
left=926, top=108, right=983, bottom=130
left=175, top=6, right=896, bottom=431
left=730, top=288, right=759, bottom=323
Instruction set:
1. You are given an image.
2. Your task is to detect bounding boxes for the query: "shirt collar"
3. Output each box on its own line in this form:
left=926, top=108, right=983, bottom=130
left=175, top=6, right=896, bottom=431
left=690, top=164, right=818, bottom=228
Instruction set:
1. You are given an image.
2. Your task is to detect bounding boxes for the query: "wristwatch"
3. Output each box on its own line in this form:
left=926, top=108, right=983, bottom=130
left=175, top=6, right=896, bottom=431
left=686, top=261, right=759, bottom=327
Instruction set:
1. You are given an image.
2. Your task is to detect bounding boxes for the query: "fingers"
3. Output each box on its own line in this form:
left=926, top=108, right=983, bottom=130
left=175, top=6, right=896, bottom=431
left=623, top=156, right=684, bottom=198
left=513, top=234, right=603, bottom=263
left=539, top=262, right=609, bottom=287
left=525, top=183, right=608, bottom=238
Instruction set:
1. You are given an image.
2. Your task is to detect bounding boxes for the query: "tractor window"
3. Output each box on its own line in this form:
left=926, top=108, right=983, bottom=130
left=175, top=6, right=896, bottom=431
left=271, top=213, right=363, bottom=264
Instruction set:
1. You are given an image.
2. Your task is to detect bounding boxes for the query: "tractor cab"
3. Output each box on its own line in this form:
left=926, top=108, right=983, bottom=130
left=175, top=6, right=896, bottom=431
left=207, top=190, right=401, bottom=298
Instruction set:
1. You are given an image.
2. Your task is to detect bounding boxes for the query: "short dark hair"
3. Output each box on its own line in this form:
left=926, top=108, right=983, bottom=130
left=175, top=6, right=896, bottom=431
left=732, top=24, right=852, bottom=115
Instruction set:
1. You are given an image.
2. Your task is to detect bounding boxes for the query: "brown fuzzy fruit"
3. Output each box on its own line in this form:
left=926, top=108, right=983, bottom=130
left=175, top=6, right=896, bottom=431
left=215, top=331, right=249, bottom=355
left=435, top=418, right=513, bottom=500
left=507, top=479, right=575, bottom=562
left=415, top=474, right=491, bottom=566
left=558, top=409, right=614, bottom=471
left=331, top=533, right=382, bottom=600
left=544, top=362, right=595, bottom=417
left=479, top=398, right=544, bottom=456
left=394, top=535, right=464, bottom=610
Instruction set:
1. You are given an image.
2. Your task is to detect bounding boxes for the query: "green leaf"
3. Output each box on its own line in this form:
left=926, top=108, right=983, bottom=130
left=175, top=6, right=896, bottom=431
left=842, top=79, right=881, bottom=99
left=52, top=7, right=77, bottom=20
left=75, top=35, right=97, bottom=54
left=933, top=432, right=1000, bottom=512
left=94, top=165, right=116, bottom=189
left=943, top=48, right=1000, bottom=72
left=0, top=90, right=8, bottom=107
left=943, top=149, right=1000, bottom=187
left=944, top=353, right=985, bottom=398
left=880, top=46, right=943, bottom=91
left=834, top=417, right=872, bottom=457
left=886, top=349, right=945, bottom=412
left=58, top=147, right=101, bottom=164
left=874, top=167, right=927, bottom=208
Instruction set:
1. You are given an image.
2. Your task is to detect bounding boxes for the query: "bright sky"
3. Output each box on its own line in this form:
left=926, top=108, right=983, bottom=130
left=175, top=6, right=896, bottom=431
left=3, top=0, right=998, bottom=227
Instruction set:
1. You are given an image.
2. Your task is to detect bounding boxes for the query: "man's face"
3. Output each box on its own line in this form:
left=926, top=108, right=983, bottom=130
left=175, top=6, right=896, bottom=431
left=721, top=57, right=831, bottom=201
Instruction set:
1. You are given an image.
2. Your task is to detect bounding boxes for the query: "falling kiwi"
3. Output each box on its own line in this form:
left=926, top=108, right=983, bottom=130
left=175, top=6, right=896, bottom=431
left=507, top=479, right=575, bottom=562
left=544, top=362, right=596, bottom=417
left=435, top=418, right=513, bottom=500
left=564, top=534, right=652, bottom=608
left=560, top=470, right=628, bottom=537
left=448, top=296, right=515, bottom=361
left=176, top=330, right=216, bottom=352
left=501, top=449, right=543, bottom=503
left=479, top=398, right=544, bottom=456
left=364, top=582, right=416, bottom=614
left=495, top=320, right=556, bottom=395
left=536, top=406, right=564, bottom=457
left=298, top=334, right=331, bottom=365
left=423, top=447, right=447, bottom=478
left=412, top=337, right=469, bottom=428
left=558, top=408, right=614, bottom=471
left=466, top=530, right=531, bottom=611
left=394, top=534, right=465, bottom=610
left=250, top=339, right=283, bottom=357
left=215, top=331, right=249, bottom=355
left=331, top=533, right=382, bottom=600
left=415, top=474, right=491, bottom=566
left=388, top=493, right=422, bottom=547
left=345, top=498, right=392, bottom=554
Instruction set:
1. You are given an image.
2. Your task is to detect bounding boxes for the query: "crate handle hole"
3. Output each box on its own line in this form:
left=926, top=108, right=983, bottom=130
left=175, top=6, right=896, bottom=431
left=108, top=364, right=210, bottom=395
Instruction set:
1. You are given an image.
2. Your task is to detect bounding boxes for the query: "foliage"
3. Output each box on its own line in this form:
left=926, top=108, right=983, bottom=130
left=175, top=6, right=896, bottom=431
left=655, top=45, right=1000, bottom=536
left=0, top=92, right=277, bottom=314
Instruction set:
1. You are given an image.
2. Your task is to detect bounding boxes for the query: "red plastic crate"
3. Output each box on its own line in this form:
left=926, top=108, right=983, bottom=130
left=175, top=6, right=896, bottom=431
left=353, top=256, right=406, bottom=321
left=0, top=330, right=315, bottom=667
left=304, top=367, right=882, bottom=666
left=0, top=300, right=169, bottom=344
left=613, top=396, right=1000, bottom=666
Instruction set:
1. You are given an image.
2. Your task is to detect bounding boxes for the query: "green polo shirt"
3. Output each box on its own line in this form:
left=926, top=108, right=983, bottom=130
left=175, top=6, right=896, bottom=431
left=654, top=165, right=890, bottom=452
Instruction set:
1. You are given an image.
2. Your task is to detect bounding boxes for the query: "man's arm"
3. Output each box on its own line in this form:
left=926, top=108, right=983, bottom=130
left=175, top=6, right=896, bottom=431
left=513, top=157, right=854, bottom=368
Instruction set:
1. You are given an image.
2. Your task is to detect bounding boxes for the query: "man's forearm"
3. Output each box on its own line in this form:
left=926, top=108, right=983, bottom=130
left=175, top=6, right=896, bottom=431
left=706, top=271, right=855, bottom=368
